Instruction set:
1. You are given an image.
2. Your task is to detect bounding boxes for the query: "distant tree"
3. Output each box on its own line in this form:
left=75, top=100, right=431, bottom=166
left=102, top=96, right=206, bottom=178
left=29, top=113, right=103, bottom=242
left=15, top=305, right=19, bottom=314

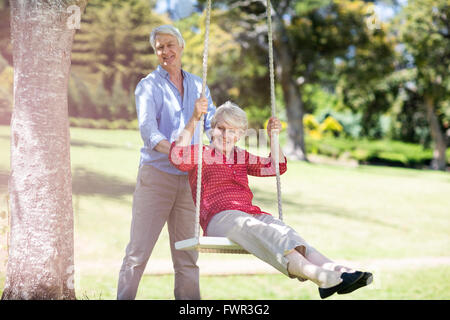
left=397, top=0, right=449, bottom=170
left=2, top=0, right=87, bottom=300
left=174, top=11, right=245, bottom=107
left=0, top=0, right=12, bottom=124
left=68, top=0, right=173, bottom=120
left=200, top=0, right=397, bottom=160
left=334, top=2, right=398, bottom=139
left=0, top=0, right=11, bottom=65
left=71, top=0, right=168, bottom=93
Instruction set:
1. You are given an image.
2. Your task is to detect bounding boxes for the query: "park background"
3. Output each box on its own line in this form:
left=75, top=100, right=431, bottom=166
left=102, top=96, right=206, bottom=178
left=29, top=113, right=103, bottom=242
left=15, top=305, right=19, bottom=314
left=0, top=0, right=449, bottom=299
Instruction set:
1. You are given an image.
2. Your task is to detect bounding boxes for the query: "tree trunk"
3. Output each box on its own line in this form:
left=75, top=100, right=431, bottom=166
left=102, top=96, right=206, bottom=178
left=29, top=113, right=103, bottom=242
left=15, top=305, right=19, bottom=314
left=424, top=94, right=447, bottom=171
left=2, top=0, right=85, bottom=300
left=274, top=34, right=308, bottom=161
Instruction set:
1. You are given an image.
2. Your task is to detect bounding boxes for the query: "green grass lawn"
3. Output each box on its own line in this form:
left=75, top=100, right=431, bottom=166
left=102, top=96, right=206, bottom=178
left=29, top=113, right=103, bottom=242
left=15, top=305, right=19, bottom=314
left=0, top=125, right=449, bottom=299
left=73, top=265, right=450, bottom=300
left=2, top=265, right=447, bottom=300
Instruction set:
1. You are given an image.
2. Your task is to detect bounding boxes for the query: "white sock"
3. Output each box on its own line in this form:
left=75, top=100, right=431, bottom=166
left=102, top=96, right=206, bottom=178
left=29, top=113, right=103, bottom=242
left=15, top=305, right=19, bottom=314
left=304, top=247, right=356, bottom=273
left=286, top=251, right=342, bottom=288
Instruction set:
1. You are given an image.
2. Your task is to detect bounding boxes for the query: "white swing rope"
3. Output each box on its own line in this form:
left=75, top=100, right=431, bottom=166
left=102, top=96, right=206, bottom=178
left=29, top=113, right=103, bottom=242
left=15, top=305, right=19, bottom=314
left=195, top=0, right=212, bottom=240
left=193, top=0, right=283, bottom=241
left=266, top=0, right=283, bottom=222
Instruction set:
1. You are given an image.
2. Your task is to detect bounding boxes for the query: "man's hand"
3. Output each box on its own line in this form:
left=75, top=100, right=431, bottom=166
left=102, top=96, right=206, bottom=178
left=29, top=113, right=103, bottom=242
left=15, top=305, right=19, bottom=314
left=193, top=97, right=208, bottom=121
left=176, top=97, right=208, bottom=147
left=154, top=139, right=172, bottom=155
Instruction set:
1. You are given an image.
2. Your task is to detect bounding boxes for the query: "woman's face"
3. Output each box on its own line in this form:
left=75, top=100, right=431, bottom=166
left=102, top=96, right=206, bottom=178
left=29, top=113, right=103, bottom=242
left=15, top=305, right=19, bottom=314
left=211, top=119, right=241, bottom=153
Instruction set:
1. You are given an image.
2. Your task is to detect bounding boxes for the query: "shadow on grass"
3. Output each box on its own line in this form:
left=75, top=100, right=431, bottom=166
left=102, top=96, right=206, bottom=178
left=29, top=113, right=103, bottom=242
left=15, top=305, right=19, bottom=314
left=252, top=186, right=403, bottom=230
left=70, top=139, right=138, bottom=151
left=300, top=202, right=404, bottom=230
left=251, top=186, right=298, bottom=209
left=0, top=168, right=136, bottom=201
left=72, top=167, right=135, bottom=200
left=0, top=132, right=135, bottom=151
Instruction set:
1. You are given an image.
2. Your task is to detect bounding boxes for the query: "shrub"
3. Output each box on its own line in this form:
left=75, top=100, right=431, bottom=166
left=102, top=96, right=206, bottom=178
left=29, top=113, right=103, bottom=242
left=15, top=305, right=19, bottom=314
left=319, top=116, right=343, bottom=135
left=304, top=135, right=446, bottom=168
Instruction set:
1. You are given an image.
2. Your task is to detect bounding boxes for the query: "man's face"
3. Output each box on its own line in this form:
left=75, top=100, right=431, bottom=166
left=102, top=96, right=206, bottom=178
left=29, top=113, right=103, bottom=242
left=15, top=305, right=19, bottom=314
left=154, top=33, right=183, bottom=69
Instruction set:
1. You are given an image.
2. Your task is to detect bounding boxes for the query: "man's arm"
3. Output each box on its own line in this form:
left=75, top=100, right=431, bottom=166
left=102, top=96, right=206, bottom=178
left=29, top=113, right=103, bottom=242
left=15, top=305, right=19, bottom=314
left=175, top=97, right=208, bottom=147
left=203, top=85, right=216, bottom=142
left=153, top=139, right=171, bottom=155
left=168, top=97, right=208, bottom=171
left=135, top=80, right=169, bottom=153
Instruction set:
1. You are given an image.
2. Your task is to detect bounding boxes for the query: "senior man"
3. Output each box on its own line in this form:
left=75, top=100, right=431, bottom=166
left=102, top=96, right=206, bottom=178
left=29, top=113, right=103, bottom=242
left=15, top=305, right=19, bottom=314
left=117, top=25, right=216, bottom=300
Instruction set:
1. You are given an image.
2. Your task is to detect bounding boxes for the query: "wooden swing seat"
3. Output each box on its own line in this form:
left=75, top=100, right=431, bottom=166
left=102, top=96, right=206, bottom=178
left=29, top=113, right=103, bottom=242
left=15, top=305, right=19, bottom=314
left=175, top=237, right=249, bottom=254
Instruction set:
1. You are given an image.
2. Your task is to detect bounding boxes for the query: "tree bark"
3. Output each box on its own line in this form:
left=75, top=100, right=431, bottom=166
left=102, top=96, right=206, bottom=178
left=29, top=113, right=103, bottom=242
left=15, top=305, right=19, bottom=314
left=273, top=18, right=308, bottom=161
left=424, top=94, right=447, bottom=171
left=278, top=58, right=308, bottom=160
left=2, top=0, right=85, bottom=300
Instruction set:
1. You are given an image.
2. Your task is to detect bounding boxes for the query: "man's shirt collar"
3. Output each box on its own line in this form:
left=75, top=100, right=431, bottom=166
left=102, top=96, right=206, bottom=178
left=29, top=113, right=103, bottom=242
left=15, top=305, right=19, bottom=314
left=157, top=65, right=187, bottom=79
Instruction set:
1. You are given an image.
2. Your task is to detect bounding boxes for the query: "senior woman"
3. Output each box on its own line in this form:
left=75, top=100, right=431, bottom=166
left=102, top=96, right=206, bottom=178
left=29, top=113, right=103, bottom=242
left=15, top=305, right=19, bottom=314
left=169, top=101, right=372, bottom=299
left=117, top=25, right=215, bottom=300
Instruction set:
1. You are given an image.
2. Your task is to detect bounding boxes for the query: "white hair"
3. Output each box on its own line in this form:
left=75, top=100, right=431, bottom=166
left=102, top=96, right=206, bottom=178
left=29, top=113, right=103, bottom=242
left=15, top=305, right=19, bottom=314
left=149, top=25, right=185, bottom=52
left=212, top=101, right=248, bottom=132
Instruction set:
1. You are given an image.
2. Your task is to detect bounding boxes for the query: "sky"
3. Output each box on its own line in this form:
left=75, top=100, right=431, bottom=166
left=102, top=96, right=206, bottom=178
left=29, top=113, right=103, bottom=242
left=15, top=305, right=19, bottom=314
left=154, top=0, right=407, bottom=22
left=154, top=0, right=197, bottom=20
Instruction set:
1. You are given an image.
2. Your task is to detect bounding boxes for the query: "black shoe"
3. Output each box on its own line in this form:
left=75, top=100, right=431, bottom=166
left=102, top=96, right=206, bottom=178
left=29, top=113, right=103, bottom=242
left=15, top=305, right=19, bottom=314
left=318, top=271, right=364, bottom=299
left=338, top=271, right=373, bottom=294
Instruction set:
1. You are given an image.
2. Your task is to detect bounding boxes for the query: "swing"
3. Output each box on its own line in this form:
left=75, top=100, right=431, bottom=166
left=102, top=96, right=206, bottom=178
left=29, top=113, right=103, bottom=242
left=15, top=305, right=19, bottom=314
left=175, top=0, right=282, bottom=254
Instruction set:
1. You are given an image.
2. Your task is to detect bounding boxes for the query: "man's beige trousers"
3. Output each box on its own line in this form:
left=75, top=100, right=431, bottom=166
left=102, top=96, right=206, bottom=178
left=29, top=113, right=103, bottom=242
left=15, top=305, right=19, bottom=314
left=117, top=165, right=200, bottom=300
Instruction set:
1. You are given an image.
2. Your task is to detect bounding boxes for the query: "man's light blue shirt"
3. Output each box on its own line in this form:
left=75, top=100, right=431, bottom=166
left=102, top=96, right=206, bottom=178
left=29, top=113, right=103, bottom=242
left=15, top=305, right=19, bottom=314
left=135, top=65, right=216, bottom=175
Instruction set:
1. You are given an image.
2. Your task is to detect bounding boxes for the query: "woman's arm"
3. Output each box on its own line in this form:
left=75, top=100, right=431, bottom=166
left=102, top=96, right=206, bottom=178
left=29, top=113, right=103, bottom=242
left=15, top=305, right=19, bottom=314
left=246, top=151, right=287, bottom=177
left=267, top=117, right=286, bottom=164
left=246, top=116, right=287, bottom=177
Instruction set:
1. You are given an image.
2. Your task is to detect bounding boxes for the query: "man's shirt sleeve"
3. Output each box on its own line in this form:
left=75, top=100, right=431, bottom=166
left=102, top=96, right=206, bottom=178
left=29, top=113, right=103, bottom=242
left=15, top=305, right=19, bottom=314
left=135, top=80, right=167, bottom=150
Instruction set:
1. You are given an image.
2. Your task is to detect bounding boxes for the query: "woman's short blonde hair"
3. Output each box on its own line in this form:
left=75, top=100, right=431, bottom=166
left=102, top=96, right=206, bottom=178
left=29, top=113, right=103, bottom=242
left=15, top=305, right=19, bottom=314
left=211, top=101, right=248, bottom=133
